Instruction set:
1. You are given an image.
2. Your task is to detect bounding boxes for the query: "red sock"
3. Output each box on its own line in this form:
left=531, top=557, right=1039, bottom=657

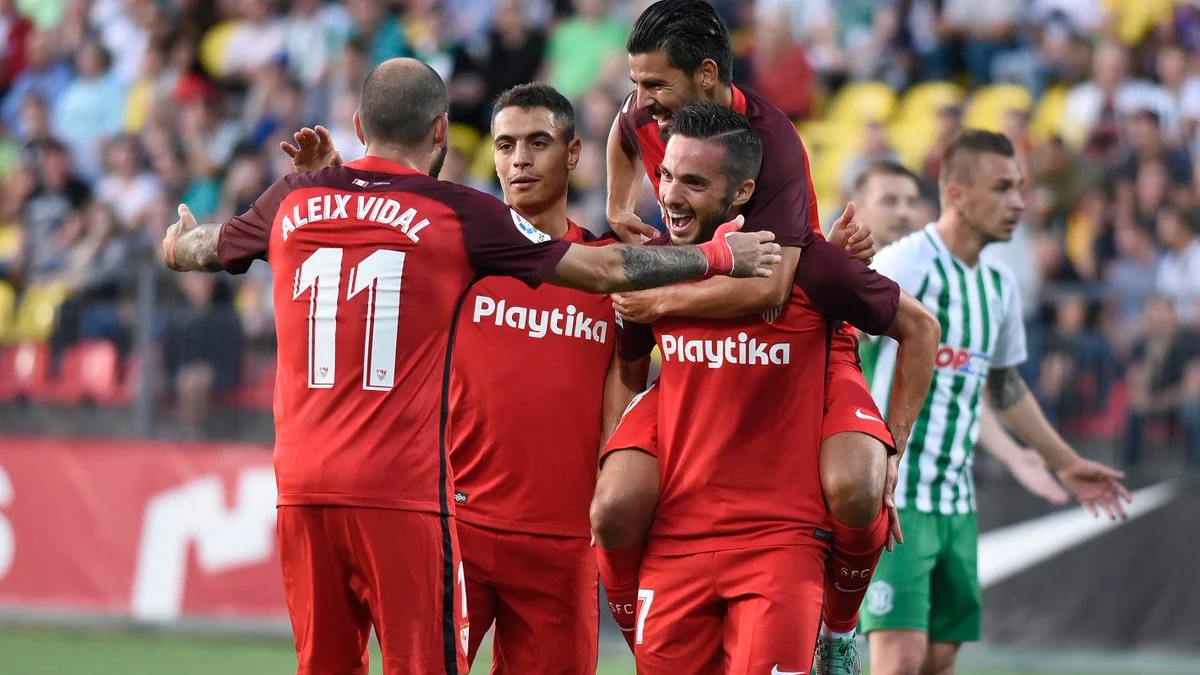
left=596, top=541, right=644, bottom=652
left=823, top=508, right=889, bottom=633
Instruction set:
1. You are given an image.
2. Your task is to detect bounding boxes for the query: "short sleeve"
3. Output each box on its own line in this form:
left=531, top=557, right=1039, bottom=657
left=742, top=103, right=818, bottom=247
left=217, top=176, right=291, bottom=274
left=616, top=319, right=656, bottom=362
left=454, top=186, right=572, bottom=288
left=991, top=276, right=1028, bottom=369
left=794, top=240, right=900, bottom=335
left=870, top=235, right=929, bottom=296
left=617, top=95, right=640, bottom=158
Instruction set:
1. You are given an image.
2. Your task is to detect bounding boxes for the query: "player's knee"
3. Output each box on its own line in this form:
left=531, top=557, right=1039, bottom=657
left=591, top=450, right=658, bottom=548
left=821, top=433, right=887, bottom=526
left=871, top=652, right=925, bottom=675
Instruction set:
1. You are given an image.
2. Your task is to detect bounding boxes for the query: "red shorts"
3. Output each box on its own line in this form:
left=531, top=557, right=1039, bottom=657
left=823, top=358, right=894, bottom=451
left=457, top=520, right=598, bottom=674
left=277, top=506, right=468, bottom=675
left=635, top=545, right=825, bottom=675
left=600, top=381, right=660, bottom=464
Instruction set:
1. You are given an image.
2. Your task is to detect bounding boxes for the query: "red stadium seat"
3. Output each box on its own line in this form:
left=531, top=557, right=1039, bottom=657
left=0, top=345, right=19, bottom=401
left=10, top=342, right=50, bottom=400
left=72, top=340, right=122, bottom=405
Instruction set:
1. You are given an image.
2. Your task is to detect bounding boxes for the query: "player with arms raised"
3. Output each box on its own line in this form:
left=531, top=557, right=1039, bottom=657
left=859, top=130, right=1131, bottom=675
left=601, top=102, right=939, bottom=675
left=594, top=3, right=900, bottom=670
left=160, top=59, right=779, bottom=675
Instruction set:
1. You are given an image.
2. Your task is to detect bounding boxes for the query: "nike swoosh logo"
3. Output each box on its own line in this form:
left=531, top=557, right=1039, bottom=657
left=978, top=481, right=1176, bottom=588
left=771, top=666, right=805, bottom=675
left=854, top=408, right=884, bottom=424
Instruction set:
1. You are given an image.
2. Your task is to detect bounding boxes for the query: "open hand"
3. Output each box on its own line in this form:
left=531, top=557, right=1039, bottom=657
left=721, top=215, right=782, bottom=278
left=281, top=125, right=343, bottom=173
left=1008, top=448, right=1070, bottom=504
left=1056, top=457, right=1133, bottom=520
left=827, top=202, right=877, bottom=263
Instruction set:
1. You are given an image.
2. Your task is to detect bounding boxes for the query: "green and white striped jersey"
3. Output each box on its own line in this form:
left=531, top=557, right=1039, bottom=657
left=861, top=224, right=1027, bottom=515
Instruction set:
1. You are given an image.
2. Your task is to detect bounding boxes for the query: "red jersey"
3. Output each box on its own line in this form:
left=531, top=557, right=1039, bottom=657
left=215, top=156, right=572, bottom=514
left=617, top=85, right=822, bottom=248
left=622, top=240, right=898, bottom=555
left=448, top=222, right=616, bottom=538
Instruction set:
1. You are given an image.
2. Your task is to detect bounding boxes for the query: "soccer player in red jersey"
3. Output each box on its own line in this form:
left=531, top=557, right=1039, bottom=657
left=600, top=102, right=938, bottom=675
left=159, top=59, right=781, bottom=675
left=593, top=3, right=903, bottom=669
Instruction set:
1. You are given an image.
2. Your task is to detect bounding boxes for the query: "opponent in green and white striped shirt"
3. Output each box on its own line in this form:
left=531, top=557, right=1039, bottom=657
left=861, top=222, right=1027, bottom=515
left=858, top=130, right=1131, bottom=673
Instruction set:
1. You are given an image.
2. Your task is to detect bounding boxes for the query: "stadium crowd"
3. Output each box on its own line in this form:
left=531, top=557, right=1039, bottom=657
left=0, top=0, right=1197, bottom=465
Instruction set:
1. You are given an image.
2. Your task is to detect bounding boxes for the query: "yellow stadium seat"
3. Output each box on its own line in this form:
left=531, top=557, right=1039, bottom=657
left=824, top=81, right=897, bottom=126
left=0, top=224, right=20, bottom=260
left=1030, top=86, right=1068, bottom=142
left=897, top=81, right=965, bottom=124
left=810, top=144, right=860, bottom=205
left=11, top=283, right=67, bottom=343
left=198, top=20, right=240, bottom=78
left=887, top=120, right=937, bottom=172
left=0, top=281, right=14, bottom=343
left=1102, top=0, right=1176, bottom=46
left=469, top=135, right=497, bottom=183
left=964, top=83, right=1034, bottom=132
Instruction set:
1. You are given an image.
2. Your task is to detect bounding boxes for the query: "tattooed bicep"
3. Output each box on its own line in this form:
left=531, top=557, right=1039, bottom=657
left=986, top=366, right=1027, bottom=411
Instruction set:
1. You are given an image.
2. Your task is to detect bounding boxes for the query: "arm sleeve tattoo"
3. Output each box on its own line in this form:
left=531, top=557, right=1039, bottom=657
left=617, top=245, right=709, bottom=290
left=986, top=366, right=1028, bottom=411
left=171, top=224, right=225, bottom=273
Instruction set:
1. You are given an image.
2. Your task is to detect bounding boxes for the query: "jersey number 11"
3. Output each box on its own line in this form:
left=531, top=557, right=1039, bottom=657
left=293, top=247, right=404, bottom=391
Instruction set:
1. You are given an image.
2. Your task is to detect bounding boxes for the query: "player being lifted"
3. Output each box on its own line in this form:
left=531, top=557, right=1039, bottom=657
left=853, top=159, right=1073, bottom=505
left=600, top=101, right=940, bottom=675
left=593, top=2, right=897, bottom=671
left=160, top=59, right=780, bottom=675
left=859, top=130, right=1131, bottom=675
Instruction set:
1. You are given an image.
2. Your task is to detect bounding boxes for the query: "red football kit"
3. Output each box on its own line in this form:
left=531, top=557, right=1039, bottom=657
left=448, top=221, right=613, bottom=673
left=608, top=240, right=899, bottom=675
left=617, top=84, right=884, bottom=446
left=215, top=156, right=572, bottom=675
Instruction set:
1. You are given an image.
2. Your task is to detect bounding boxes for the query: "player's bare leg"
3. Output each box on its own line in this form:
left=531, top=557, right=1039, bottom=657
left=816, top=431, right=889, bottom=674
left=920, top=642, right=961, bottom=675
left=591, top=448, right=659, bottom=650
left=867, top=629, right=928, bottom=675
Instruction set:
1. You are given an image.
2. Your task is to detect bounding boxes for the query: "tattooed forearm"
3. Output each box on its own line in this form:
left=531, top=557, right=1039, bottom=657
left=168, top=223, right=224, bottom=272
left=617, top=245, right=708, bottom=289
left=986, top=366, right=1028, bottom=411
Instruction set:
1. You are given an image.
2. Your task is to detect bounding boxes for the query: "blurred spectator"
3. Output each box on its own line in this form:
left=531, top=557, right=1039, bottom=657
left=95, top=135, right=160, bottom=229
left=282, top=0, right=351, bottom=91
left=18, top=139, right=88, bottom=284
left=1114, top=109, right=1192, bottom=225
left=90, top=0, right=157, bottom=86
left=1037, top=291, right=1116, bottom=425
left=449, top=0, right=547, bottom=134
left=1123, top=295, right=1200, bottom=468
left=544, top=0, right=627, bottom=101
left=346, top=0, right=411, bottom=67
left=161, top=273, right=243, bottom=440
left=51, top=41, right=126, bottom=180
left=0, top=0, right=34, bottom=92
left=939, top=0, right=1023, bottom=85
left=222, top=0, right=286, bottom=82
left=921, top=104, right=964, bottom=197
left=17, top=95, right=54, bottom=151
left=841, top=121, right=900, bottom=199
left=755, top=0, right=846, bottom=87
left=1, top=30, right=73, bottom=131
left=1107, top=220, right=1162, bottom=357
left=747, top=7, right=816, bottom=120
left=1155, top=206, right=1200, bottom=326
left=123, top=43, right=178, bottom=135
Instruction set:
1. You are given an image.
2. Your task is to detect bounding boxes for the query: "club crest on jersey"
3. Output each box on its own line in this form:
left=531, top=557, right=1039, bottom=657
left=761, top=306, right=782, bottom=324
left=510, top=209, right=551, bottom=243
left=935, top=345, right=989, bottom=376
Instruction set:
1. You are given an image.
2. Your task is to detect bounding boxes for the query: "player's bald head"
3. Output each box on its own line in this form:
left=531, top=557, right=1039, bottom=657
left=358, top=58, right=448, bottom=148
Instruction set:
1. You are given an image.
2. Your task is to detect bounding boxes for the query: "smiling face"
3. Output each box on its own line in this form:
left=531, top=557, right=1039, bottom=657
left=658, top=135, right=754, bottom=245
left=628, top=51, right=707, bottom=135
left=492, top=105, right=580, bottom=215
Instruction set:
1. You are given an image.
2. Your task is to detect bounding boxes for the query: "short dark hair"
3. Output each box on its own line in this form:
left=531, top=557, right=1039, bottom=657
left=668, top=101, right=762, bottom=186
left=359, top=58, right=448, bottom=148
left=939, top=129, right=1016, bottom=190
left=854, top=160, right=920, bottom=194
left=491, top=83, right=576, bottom=140
left=627, top=0, right=733, bottom=84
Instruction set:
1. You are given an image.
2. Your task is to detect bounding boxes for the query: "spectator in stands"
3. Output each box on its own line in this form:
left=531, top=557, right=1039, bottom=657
left=1038, top=291, right=1115, bottom=426
left=346, top=0, right=410, bottom=67
left=1155, top=206, right=1200, bottom=326
left=1107, top=220, right=1164, bottom=357
left=1124, top=295, right=1200, bottom=469
left=123, top=42, right=178, bottom=135
left=221, top=0, right=286, bottom=83
left=1115, top=109, right=1192, bottom=226
left=544, top=0, right=627, bottom=101
left=754, top=0, right=847, bottom=87
left=282, top=0, right=351, bottom=92
left=18, top=140, right=89, bottom=285
left=449, top=0, right=547, bottom=134
left=95, top=135, right=160, bottom=230
left=1, top=30, right=72, bottom=131
left=161, top=273, right=243, bottom=440
left=0, top=0, right=34, bottom=94
left=51, top=40, right=126, bottom=181
left=16, top=95, right=53, bottom=151
left=921, top=103, right=964, bottom=198
left=940, top=0, right=1023, bottom=85
left=747, top=7, right=815, bottom=120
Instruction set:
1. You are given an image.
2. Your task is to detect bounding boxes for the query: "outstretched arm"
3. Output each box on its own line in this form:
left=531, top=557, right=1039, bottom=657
left=977, top=404, right=1070, bottom=504
left=606, top=114, right=657, bottom=243
left=986, top=366, right=1132, bottom=518
left=163, top=205, right=224, bottom=272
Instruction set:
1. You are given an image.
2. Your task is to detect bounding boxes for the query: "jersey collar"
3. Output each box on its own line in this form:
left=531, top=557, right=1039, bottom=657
left=563, top=219, right=585, bottom=243
left=345, top=155, right=426, bottom=176
left=731, top=85, right=747, bottom=116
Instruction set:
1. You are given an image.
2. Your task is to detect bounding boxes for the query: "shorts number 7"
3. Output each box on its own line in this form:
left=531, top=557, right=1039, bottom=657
left=635, top=588, right=654, bottom=646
